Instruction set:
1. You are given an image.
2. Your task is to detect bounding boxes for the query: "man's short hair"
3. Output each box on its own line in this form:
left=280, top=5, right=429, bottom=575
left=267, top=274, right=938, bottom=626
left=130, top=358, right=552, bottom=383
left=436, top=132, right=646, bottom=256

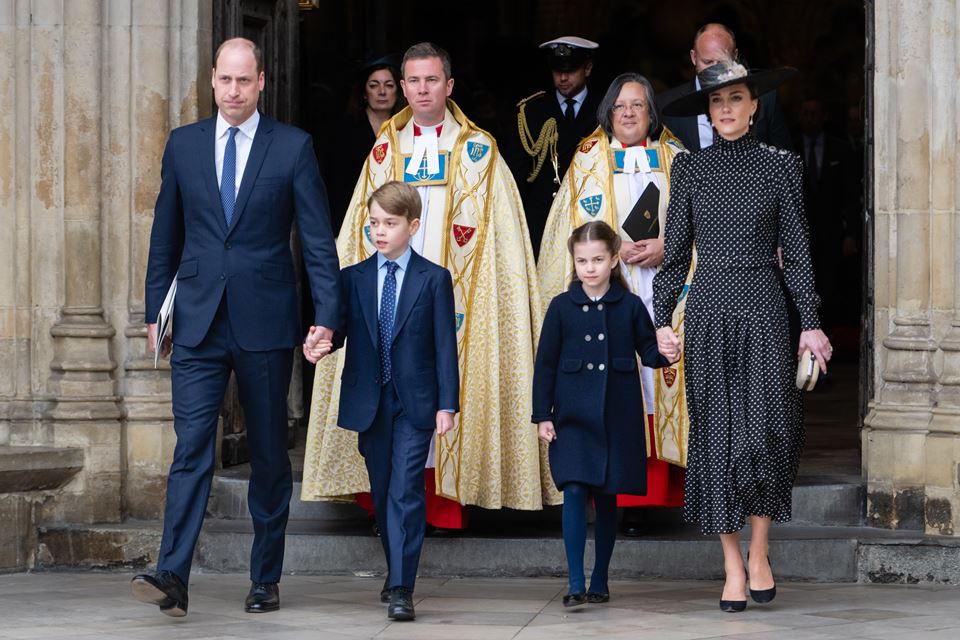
left=214, top=38, right=263, bottom=74
left=367, top=181, right=422, bottom=221
left=693, top=23, right=737, bottom=51
left=401, top=42, right=452, bottom=80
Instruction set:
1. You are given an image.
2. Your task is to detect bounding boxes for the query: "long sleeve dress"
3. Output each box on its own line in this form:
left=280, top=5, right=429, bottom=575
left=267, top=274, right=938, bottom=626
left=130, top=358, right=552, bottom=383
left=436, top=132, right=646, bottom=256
left=652, top=131, right=820, bottom=535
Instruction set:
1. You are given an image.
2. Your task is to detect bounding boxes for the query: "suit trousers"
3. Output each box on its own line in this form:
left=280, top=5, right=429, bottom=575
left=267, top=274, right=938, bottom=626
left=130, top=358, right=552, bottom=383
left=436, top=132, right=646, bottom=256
left=358, top=384, right=434, bottom=591
left=157, top=294, right=294, bottom=585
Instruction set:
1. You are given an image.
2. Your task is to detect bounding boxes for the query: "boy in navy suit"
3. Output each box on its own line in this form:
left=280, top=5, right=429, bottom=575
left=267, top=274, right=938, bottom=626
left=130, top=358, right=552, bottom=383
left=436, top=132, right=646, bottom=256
left=307, top=181, right=459, bottom=621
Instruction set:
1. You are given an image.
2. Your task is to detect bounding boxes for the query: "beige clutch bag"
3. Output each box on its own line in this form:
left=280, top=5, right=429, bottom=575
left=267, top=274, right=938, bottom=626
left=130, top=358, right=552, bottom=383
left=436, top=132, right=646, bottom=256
left=796, top=350, right=820, bottom=391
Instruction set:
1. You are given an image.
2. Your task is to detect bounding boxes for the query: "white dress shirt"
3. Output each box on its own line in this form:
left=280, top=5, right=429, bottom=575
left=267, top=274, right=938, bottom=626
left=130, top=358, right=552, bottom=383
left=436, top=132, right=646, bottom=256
left=694, top=78, right=714, bottom=150
left=556, top=86, right=588, bottom=118
left=215, top=110, right=260, bottom=198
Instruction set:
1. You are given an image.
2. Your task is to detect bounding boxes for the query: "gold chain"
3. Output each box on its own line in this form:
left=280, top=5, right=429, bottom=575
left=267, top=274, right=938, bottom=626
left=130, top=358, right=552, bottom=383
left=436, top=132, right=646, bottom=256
left=517, top=97, right=560, bottom=184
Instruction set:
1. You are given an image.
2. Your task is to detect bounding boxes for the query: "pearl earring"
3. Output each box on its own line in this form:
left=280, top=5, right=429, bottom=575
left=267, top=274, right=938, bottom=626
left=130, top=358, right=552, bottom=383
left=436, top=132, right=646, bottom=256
left=749, top=115, right=754, bottom=126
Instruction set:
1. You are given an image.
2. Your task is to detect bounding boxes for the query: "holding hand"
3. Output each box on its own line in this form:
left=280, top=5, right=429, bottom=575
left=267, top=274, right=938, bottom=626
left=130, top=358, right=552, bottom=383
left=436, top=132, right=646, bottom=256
left=537, top=420, right=557, bottom=443
left=656, top=326, right=681, bottom=363
left=799, top=329, right=832, bottom=374
left=303, top=325, right=334, bottom=363
left=436, top=411, right=454, bottom=436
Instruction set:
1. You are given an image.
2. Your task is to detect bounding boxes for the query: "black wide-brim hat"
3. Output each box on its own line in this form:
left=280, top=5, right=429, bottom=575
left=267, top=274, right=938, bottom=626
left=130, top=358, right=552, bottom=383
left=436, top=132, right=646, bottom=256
left=661, top=61, right=798, bottom=117
left=357, top=53, right=401, bottom=79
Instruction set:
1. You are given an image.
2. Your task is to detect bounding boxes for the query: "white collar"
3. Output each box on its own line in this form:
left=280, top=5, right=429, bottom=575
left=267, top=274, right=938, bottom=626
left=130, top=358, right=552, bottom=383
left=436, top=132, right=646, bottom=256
left=216, top=110, right=260, bottom=140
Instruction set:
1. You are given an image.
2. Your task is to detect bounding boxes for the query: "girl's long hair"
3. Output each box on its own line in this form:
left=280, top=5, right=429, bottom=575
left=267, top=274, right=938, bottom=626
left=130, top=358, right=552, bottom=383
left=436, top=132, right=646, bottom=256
left=567, top=220, right=630, bottom=290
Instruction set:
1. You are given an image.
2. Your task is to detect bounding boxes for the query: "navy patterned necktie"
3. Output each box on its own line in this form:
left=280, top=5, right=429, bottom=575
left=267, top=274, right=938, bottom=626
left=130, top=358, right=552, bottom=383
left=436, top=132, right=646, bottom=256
left=221, top=126, right=239, bottom=225
left=378, top=261, right=400, bottom=385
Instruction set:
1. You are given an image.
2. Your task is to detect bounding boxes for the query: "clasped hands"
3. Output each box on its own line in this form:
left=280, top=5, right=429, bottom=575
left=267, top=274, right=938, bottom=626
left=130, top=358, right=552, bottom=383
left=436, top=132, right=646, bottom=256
left=302, top=325, right=334, bottom=363
left=620, top=238, right=664, bottom=268
left=657, top=326, right=682, bottom=363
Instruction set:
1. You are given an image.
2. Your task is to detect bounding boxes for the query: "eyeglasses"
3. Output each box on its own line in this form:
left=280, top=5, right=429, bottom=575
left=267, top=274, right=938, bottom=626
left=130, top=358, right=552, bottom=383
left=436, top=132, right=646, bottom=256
left=612, top=102, right=648, bottom=115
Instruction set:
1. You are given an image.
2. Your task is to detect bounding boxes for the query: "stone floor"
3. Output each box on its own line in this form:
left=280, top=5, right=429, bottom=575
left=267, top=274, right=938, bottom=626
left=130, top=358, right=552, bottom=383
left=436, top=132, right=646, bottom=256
left=1, top=572, right=958, bottom=639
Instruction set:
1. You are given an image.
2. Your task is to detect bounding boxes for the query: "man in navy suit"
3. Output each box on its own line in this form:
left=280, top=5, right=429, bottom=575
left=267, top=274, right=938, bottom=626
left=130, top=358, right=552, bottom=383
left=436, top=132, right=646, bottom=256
left=133, top=38, right=340, bottom=617
left=308, top=181, right=459, bottom=621
left=657, top=23, right=793, bottom=152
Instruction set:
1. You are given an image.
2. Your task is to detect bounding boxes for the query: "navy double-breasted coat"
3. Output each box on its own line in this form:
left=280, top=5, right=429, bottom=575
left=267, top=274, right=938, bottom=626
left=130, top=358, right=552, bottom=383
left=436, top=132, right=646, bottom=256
left=532, top=280, right=669, bottom=494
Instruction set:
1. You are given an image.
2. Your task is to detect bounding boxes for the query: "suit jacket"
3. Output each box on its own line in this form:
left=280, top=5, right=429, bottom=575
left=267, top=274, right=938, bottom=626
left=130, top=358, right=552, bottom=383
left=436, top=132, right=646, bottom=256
left=506, top=88, right=602, bottom=254
left=335, top=251, right=460, bottom=432
left=657, top=79, right=793, bottom=152
left=145, top=113, right=341, bottom=351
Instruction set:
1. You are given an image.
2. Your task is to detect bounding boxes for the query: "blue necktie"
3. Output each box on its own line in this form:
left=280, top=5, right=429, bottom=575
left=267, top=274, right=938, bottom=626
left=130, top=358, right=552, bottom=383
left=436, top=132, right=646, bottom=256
left=221, top=127, right=239, bottom=226
left=378, top=261, right=400, bottom=385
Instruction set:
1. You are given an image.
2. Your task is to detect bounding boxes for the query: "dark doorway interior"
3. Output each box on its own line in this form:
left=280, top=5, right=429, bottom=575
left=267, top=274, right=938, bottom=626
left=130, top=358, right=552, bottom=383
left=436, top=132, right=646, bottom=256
left=294, top=0, right=868, bottom=481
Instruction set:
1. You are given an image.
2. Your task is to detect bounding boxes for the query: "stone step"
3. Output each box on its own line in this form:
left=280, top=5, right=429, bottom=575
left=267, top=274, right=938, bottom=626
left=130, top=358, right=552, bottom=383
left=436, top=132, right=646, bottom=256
left=37, top=520, right=956, bottom=584
left=206, top=471, right=865, bottom=527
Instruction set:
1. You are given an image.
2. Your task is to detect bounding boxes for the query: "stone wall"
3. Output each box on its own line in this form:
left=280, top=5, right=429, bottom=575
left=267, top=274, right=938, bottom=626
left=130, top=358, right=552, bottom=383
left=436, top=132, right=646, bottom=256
left=0, top=0, right=212, bottom=528
left=864, top=0, right=960, bottom=536
left=1, top=0, right=959, bottom=544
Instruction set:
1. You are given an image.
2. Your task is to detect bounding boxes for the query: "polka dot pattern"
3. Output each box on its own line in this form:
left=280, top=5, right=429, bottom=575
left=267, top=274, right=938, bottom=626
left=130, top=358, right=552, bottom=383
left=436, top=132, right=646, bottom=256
left=652, top=131, right=821, bottom=535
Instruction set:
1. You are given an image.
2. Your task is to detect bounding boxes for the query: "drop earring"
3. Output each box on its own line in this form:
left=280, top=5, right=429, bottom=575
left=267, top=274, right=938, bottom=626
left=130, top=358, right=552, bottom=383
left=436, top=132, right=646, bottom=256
left=749, top=115, right=754, bottom=126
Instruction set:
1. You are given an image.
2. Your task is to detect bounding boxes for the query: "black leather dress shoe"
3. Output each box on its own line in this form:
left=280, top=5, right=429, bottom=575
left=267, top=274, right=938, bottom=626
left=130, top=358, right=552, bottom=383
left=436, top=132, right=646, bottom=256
left=586, top=591, right=609, bottom=603
left=245, top=582, right=280, bottom=613
left=387, top=587, right=415, bottom=621
left=563, top=592, right=587, bottom=607
left=130, top=570, right=189, bottom=617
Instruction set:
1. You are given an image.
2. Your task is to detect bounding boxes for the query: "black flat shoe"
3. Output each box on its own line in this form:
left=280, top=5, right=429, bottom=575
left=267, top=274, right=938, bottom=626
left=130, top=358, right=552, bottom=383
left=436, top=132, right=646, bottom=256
left=719, top=599, right=747, bottom=613
left=748, top=554, right=777, bottom=604
left=585, top=591, right=609, bottom=603
left=130, top=570, right=189, bottom=617
left=563, top=592, right=587, bottom=607
left=387, top=587, right=415, bottom=621
left=245, top=582, right=280, bottom=613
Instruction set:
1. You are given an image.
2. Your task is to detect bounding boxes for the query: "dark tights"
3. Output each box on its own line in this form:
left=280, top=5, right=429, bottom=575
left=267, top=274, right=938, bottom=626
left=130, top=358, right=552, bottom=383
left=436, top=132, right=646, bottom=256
left=562, top=482, right=617, bottom=594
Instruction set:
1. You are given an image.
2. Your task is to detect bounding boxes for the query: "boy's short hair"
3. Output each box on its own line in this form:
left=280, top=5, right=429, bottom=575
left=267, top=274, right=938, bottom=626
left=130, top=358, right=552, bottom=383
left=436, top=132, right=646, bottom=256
left=367, top=181, right=422, bottom=221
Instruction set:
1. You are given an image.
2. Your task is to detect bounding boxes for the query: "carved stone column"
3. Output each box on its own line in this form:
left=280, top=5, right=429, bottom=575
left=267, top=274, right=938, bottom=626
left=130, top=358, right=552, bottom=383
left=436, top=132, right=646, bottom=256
left=44, top=0, right=122, bottom=524
left=863, top=0, right=956, bottom=535
left=925, top=0, right=960, bottom=537
left=120, top=0, right=213, bottom=519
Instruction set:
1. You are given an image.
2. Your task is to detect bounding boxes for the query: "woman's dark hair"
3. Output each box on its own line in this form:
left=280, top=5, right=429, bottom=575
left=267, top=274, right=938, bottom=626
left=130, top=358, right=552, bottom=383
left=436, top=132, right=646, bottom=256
left=597, top=72, right=661, bottom=140
left=567, top=220, right=630, bottom=289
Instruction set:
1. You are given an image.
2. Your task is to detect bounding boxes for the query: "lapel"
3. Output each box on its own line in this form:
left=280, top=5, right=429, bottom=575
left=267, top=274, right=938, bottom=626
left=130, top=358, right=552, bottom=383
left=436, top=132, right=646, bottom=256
left=226, top=113, right=274, bottom=237
left=198, top=117, right=228, bottom=235
left=355, top=255, right=380, bottom=350
left=391, top=252, right=427, bottom=342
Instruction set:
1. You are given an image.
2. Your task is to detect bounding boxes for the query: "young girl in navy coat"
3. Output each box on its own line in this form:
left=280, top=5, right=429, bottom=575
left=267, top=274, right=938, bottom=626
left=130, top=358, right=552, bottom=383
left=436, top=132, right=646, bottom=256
left=533, top=220, right=673, bottom=606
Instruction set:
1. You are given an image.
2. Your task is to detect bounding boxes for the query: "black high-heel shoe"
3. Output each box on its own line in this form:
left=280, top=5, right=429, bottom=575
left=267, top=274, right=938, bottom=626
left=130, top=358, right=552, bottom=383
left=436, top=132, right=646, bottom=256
left=719, top=598, right=747, bottom=613
left=748, top=552, right=777, bottom=604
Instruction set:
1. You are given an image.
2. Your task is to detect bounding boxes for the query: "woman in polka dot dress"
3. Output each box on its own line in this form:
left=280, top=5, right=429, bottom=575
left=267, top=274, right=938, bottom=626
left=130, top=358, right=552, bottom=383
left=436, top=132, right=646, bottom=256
left=653, top=60, right=833, bottom=612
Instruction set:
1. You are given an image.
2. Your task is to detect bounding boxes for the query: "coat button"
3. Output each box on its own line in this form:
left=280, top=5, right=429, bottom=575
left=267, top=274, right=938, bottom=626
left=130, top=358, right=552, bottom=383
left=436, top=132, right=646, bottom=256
left=587, top=363, right=594, bottom=370
left=585, top=335, right=592, bottom=342
left=582, top=305, right=589, bottom=312
left=599, top=363, right=606, bottom=371
left=598, top=333, right=605, bottom=341
left=220, top=273, right=226, bottom=280
left=597, top=303, right=604, bottom=311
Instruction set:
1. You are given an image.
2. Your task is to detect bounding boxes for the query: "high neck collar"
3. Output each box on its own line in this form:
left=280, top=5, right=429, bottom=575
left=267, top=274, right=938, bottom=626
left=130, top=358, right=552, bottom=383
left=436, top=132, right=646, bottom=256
left=714, top=130, right=757, bottom=155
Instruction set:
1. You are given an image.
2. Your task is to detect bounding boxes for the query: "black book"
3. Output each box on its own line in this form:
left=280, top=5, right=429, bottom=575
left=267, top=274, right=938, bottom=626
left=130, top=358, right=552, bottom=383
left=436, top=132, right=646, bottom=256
left=621, top=182, right=660, bottom=241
